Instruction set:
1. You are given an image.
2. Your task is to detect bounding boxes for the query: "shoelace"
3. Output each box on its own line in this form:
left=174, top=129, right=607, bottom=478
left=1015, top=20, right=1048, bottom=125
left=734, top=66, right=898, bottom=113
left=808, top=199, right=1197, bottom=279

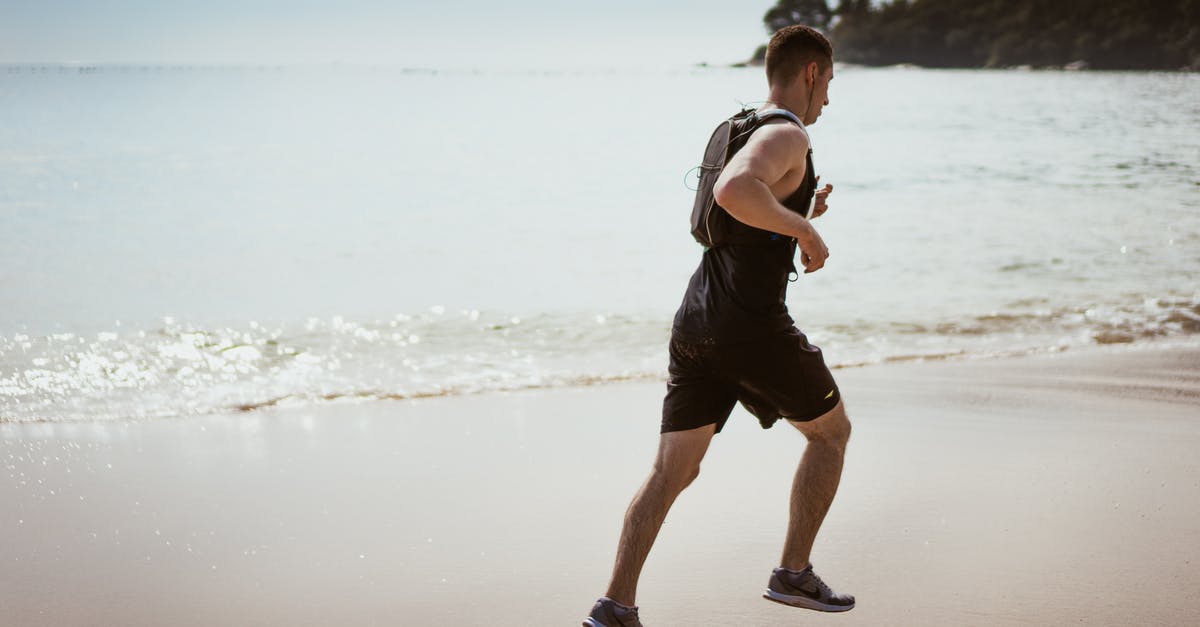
left=783, top=567, right=835, bottom=599
left=617, top=604, right=641, bottom=627
left=808, top=573, right=835, bottom=598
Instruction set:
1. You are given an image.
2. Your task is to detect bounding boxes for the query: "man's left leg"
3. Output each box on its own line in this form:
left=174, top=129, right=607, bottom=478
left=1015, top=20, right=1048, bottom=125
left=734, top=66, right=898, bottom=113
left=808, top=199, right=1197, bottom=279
left=781, top=399, right=851, bottom=569
left=763, top=399, right=855, bottom=612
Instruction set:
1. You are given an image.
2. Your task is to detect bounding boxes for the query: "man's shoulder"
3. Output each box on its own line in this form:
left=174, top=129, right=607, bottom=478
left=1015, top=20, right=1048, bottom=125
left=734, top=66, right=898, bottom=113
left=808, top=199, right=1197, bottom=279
left=746, top=118, right=810, bottom=152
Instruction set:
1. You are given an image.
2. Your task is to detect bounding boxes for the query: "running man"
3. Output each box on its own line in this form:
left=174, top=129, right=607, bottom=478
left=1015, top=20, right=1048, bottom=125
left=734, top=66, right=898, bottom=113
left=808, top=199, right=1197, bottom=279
left=583, top=25, right=853, bottom=627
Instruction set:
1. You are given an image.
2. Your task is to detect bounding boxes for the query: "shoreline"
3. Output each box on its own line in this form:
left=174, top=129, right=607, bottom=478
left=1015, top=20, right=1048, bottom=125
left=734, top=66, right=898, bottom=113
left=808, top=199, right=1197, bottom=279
left=3, top=337, right=1197, bottom=427
left=3, top=344, right=1199, bottom=626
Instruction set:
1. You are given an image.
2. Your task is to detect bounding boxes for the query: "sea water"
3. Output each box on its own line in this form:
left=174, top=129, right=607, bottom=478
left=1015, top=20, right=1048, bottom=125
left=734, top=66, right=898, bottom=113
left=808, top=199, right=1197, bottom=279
left=1, top=65, right=1197, bottom=421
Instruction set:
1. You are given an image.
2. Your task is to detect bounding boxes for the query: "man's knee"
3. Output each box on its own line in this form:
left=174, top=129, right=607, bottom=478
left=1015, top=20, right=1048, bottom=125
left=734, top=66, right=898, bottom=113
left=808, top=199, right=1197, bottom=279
left=651, top=456, right=702, bottom=493
left=651, top=424, right=714, bottom=493
left=790, top=401, right=851, bottom=449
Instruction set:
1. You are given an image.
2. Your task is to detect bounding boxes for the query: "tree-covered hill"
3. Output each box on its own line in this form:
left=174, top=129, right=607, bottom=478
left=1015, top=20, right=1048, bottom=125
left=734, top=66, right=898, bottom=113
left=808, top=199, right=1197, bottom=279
left=755, top=0, right=1200, bottom=70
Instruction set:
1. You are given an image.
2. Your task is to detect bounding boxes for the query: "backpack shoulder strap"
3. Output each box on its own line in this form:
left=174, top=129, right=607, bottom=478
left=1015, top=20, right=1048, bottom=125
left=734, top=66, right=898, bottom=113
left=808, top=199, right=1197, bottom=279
left=755, top=108, right=804, bottom=127
left=753, top=108, right=811, bottom=146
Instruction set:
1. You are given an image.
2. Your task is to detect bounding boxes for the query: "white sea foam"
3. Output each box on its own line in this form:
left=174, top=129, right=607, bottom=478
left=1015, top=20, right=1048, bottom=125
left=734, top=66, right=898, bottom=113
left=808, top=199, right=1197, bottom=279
left=1, top=295, right=1197, bottom=423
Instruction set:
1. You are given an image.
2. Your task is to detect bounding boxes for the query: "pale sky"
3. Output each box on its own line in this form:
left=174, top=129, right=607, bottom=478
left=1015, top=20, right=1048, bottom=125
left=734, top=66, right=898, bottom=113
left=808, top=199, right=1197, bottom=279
left=0, top=0, right=773, bottom=69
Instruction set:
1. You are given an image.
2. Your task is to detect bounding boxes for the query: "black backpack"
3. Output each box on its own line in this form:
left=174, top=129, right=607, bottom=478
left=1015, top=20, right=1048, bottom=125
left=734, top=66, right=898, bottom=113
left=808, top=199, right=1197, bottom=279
left=689, top=107, right=806, bottom=248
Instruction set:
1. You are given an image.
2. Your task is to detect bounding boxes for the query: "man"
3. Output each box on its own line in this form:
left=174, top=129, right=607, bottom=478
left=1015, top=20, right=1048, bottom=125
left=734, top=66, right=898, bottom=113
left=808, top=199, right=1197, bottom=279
left=583, top=25, right=853, bottom=627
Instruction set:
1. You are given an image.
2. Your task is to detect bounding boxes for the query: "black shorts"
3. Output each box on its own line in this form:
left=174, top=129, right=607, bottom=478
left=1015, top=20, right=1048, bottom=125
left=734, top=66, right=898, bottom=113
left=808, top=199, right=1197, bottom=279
left=661, top=327, right=841, bottom=433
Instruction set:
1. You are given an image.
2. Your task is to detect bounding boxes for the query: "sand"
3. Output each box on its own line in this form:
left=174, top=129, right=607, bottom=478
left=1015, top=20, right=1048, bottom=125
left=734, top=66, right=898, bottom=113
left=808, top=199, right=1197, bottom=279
left=2, top=344, right=1199, bottom=626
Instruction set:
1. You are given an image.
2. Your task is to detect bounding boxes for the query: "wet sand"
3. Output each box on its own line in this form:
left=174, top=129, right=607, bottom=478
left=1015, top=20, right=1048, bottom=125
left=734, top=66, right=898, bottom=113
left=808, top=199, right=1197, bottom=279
left=2, top=344, right=1199, bottom=626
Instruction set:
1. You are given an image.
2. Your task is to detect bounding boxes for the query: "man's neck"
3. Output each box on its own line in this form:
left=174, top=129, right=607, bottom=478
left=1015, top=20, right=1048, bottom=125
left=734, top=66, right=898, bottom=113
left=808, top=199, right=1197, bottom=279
left=761, top=93, right=808, bottom=120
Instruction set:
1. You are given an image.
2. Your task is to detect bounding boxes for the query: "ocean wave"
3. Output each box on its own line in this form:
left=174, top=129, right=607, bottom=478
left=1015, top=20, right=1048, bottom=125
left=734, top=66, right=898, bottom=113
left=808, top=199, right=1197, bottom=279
left=1, top=295, right=1196, bottom=423
left=0, top=310, right=669, bottom=423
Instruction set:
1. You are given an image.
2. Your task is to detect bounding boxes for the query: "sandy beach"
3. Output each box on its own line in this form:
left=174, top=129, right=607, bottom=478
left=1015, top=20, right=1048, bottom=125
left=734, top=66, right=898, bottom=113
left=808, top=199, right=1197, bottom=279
left=2, top=344, right=1198, bottom=626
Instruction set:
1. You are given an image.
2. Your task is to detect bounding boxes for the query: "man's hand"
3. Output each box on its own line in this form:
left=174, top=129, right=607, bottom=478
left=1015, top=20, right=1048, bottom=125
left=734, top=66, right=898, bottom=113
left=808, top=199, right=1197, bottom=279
left=811, top=176, right=833, bottom=218
left=797, top=222, right=829, bottom=273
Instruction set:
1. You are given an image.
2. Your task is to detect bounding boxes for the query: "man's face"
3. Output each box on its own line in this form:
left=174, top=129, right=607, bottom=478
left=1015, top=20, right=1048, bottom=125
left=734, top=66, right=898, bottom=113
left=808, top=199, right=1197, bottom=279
left=805, top=64, right=834, bottom=125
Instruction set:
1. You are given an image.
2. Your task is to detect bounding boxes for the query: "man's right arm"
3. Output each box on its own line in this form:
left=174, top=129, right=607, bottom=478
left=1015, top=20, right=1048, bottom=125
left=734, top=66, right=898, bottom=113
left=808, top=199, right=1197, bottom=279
left=712, top=125, right=829, bottom=273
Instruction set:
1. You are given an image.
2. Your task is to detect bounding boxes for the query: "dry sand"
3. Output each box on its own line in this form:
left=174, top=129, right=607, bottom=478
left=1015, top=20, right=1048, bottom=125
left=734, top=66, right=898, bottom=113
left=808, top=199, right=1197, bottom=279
left=2, top=344, right=1199, bottom=626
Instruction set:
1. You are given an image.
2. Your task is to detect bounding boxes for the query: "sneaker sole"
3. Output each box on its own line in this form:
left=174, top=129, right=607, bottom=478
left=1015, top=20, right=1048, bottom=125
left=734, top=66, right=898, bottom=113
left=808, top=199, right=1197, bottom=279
left=763, top=589, right=855, bottom=612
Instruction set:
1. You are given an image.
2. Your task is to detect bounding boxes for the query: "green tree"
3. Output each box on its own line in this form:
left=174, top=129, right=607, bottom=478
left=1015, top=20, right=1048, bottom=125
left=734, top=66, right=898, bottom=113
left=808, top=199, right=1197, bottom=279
left=763, top=0, right=834, bottom=33
left=799, top=0, right=1200, bottom=70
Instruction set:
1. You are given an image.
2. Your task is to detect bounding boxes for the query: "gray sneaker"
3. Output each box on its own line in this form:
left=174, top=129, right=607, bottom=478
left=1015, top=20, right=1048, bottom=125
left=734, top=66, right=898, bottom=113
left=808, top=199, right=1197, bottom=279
left=763, top=565, right=855, bottom=612
left=582, top=597, right=644, bottom=627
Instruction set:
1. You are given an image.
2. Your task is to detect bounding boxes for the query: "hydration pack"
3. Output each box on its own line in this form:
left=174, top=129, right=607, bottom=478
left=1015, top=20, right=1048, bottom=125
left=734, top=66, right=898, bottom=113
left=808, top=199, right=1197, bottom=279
left=689, top=107, right=806, bottom=249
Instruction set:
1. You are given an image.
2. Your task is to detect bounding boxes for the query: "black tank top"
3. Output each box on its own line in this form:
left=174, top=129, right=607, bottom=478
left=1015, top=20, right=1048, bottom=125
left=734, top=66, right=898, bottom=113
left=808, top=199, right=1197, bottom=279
left=671, top=149, right=817, bottom=344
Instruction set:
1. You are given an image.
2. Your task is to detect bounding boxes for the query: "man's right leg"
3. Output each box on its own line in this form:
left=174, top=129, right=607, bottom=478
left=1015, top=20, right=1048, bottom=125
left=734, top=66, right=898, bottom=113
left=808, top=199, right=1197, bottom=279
left=604, top=423, right=716, bottom=607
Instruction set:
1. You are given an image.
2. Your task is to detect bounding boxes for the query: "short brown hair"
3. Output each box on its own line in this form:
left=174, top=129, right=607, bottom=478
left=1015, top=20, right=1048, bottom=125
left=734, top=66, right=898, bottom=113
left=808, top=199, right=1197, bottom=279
left=765, top=25, right=833, bottom=88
